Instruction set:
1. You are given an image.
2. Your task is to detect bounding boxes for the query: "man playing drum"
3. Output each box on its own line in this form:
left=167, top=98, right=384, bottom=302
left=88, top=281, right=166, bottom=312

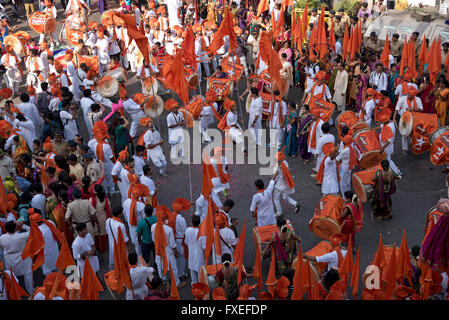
left=142, top=117, right=168, bottom=177
left=377, top=108, right=401, bottom=175
left=1, top=45, right=22, bottom=95
left=165, top=99, right=186, bottom=161
left=123, top=93, right=147, bottom=139
left=25, top=49, right=45, bottom=93
left=250, top=170, right=278, bottom=227
left=393, top=87, right=423, bottom=155
left=41, top=0, right=59, bottom=47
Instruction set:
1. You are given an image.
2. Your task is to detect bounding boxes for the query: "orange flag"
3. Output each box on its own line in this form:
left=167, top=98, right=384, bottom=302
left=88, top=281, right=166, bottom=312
left=296, top=12, right=304, bottom=50
left=256, top=0, right=268, bottom=17
left=259, top=31, right=286, bottom=95
left=338, top=236, right=353, bottom=289
left=342, top=24, right=349, bottom=62
left=291, top=245, right=304, bottom=300
left=380, top=34, right=390, bottom=69
left=21, top=220, right=45, bottom=271
left=266, top=248, right=277, bottom=297
left=437, top=35, right=442, bottom=68
left=418, top=35, right=427, bottom=75
left=80, top=257, right=103, bottom=300
left=385, top=244, right=397, bottom=300
left=56, top=237, right=75, bottom=272
left=161, top=51, right=189, bottom=104
left=427, top=38, right=439, bottom=85
left=302, top=259, right=311, bottom=297
left=291, top=10, right=296, bottom=44
left=169, top=262, right=180, bottom=300
left=317, top=4, right=327, bottom=59
left=309, top=23, right=317, bottom=52
left=233, top=220, right=246, bottom=285
left=0, top=177, right=8, bottom=215
left=6, top=268, right=29, bottom=300
left=213, top=224, right=222, bottom=257
left=373, top=233, right=386, bottom=278
left=207, top=8, right=237, bottom=55
left=396, top=230, right=413, bottom=285
left=201, top=152, right=216, bottom=196
left=197, top=198, right=215, bottom=263
left=349, top=28, right=357, bottom=61
left=408, top=39, right=416, bottom=73
left=329, top=22, right=336, bottom=53
left=154, top=205, right=169, bottom=275
left=253, top=236, right=262, bottom=294
left=356, top=22, right=362, bottom=52
left=301, top=4, right=308, bottom=40
left=421, top=266, right=432, bottom=300
left=276, top=6, right=285, bottom=41
left=350, top=246, right=361, bottom=299
left=271, top=9, right=277, bottom=39
left=399, top=37, right=408, bottom=76
left=113, top=227, right=131, bottom=293
left=182, top=26, right=197, bottom=72
left=445, top=53, right=449, bottom=80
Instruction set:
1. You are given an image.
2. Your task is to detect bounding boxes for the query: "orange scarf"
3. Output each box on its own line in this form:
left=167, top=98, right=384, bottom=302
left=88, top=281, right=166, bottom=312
left=380, top=123, right=394, bottom=143
left=129, top=196, right=139, bottom=226
left=316, top=156, right=340, bottom=184
left=120, top=27, right=127, bottom=56
left=28, top=57, right=39, bottom=72
left=280, top=161, right=294, bottom=189
left=5, top=53, right=23, bottom=77
left=335, top=247, right=343, bottom=267
left=347, top=145, right=358, bottom=170
left=216, top=160, right=230, bottom=184
left=309, top=81, right=325, bottom=102
left=406, top=97, right=418, bottom=111
left=58, top=71, right=72, bottom=86
left=308, top=119, right=320, bottom=150
left=269, top=98, right=284, bottom=126
left=112, top=216, right=121, bottom=223
left=200, top=36, right=206, bottom=52
left=96, top=141, right=105, bottom=161
left=217, top=111, right=230, bottom=131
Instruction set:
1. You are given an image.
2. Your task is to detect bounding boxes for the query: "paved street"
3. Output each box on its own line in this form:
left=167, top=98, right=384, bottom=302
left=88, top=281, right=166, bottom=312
left=7, top=1, right=446, bottom=299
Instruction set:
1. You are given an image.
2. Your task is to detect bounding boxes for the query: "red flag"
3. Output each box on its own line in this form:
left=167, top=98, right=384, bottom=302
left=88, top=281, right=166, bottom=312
left=207, top=8, right=237, bottom=56
left=113, top=227, right=131, bottom=294
left=197, top=198, right=215, bottom=263
left=201, top=152, right=216, bottom=197
left=253, top=235, right=262, bottom=294
left=275, top=6, right=285, bottom=41
left=161, top=51, right=189, bottom=104
left=233, top=220, right=246, bottom=284
left=80, top=257, right=103, bottom=300
left=259, top=31, right=287, bottom=95
left=396, top=230, right=413, bottom=285
left=169, top=262, right=180, bottom=300
left=295, top=12, right=304, bottom=50
left=291, top=245, right=304, bottom=300
left=301, top=4, right=308, bottom=40
left=257, top=0, right=269, bottom=17
left=266, top=248, right=277, bottom=297
left=56, top=237, right=75, bottom=272
left=373, top=234, right=386, bottom=280
left=5, top=269, right=29, bottom=300
left=342, top=24, right=349, bottom=62
left=317, top=4, right=327, bottom=59
left=350, top=246, right=361, bottom=299
left=21, top=220, right=45, bottom=271
left=338, top=235, right=353, bottom=290
left=385, top=245, right=397, bottom=300
left=329, top=22, right=336, bottom=53
left=154, top=205, right=169, bottom=275
left=418, top=35, right=427, bottom=75
left=399, top=37, right=408, bottom=76
left=182, top=26, right=197, bottom=72
left=380, top=34, right=390, bottom=69
left=408, top=39, right=416, bottom=73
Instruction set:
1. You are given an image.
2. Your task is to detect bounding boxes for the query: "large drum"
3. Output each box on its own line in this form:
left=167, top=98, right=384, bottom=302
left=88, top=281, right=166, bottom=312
left=352, top=164, right=382, bottom=202
left=207, top=77, right=232, bottom=101
left=309, top=99, right=335, bottom=123
left=96, top=76, right=119, bottom=98
left=351, top=121, right=370, bottom=135
left=309, top=195, right=344, bottom=240
left=336, top=111, right=359, bottom=140
left=252, top=221, right=294, bottom=259
left=142, top=94, right=164, bottom=118
left=74, top=54, right=99, bottom=75
left=399, top=111, right=438, bottom=154
left=29, top=12, right=56, bottom=35
left=184, top=65, right=199, bottom=91
left=141, top=76, right=171, bottom=97
left=353, top=128, right=386, bottom=169
left=429, top=126, right=449, bottom=166
left=291, top=241, right=334, bottom=281
left=3, top=32, right=30, bottom=56
left=104, top=67, right=127, bottom=83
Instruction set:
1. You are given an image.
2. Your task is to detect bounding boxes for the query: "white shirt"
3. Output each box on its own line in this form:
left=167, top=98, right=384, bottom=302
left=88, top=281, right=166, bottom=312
left=167, top=112, right=184, bottom=144
left=369, top=71, right=388, bottom=91
left=322, top=157, right=340, bottom=195
left=195, top=194, right=209, bottom=222
left=361, top=98, right=377, bottom=126
left=0, top=231, right=32, bottom=276
left=88, top=139, right=114, bottom=164
left=249, top=96, right=263, bottom=127
left=250, top=180, right=276, bottom=227
left=273, top=161, right=295, bottom=193
left=380, top=121, right=395, bottom=155
left=13, top=119, right=36, bottom=151
left=133, top=155, right=145, bottom=177
left=31, top=194, right=47, bottom=219
left=105, top=217, right=129, bottom=267
left=305, top=83, right=332, bottom=101
left=395, top=96, right=423, bottom=116
left=71, top=233, right=100, bottom=277
left=123, top=199, right=146, bottom=228
left=218, top=227, right=237, bottom=258
left=151, top=224, right=177, bottom=256
left=38, top=222, right=59, bottom=275
left=140, top=175, right=156, bottom=196
left=17, top=102, right=42, bottom=128
left=184, top=227, right=206, bottom=272
left=316, top=249, right=348, bottom=270
left=394, top=82, right=418, bottom=98
left=268, top=100, right=287, bottom=129
left=126, top=266, right=153, bottom=300
left=60, top=110, right=78, bottom=141
left=123, top=98, right=146, bottom=122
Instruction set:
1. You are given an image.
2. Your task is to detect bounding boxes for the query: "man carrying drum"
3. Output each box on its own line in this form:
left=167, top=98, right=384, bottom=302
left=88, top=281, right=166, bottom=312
left=393, top=86, right=423, bottom=156
left=376, top=108, right=401, bottom=176
left=304, top=234, right=347, bottom=271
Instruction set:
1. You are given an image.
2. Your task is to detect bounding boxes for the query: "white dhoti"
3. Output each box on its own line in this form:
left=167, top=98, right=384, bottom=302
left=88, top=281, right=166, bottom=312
left=155, top=253, right=179, bottom=286
left=175, top=238, right=186, bottom=277
left=273, top=188, right=297, bottom=215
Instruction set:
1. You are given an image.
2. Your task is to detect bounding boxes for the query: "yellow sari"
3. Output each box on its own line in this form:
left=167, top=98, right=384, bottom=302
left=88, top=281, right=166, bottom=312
left=435, top=88, right=449, bottom=127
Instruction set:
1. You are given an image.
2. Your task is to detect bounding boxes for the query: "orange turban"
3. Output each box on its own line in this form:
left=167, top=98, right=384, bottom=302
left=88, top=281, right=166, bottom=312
left=51, top=86, right=61, bottom=97
left=118, top=146, right=129, bottom=161
left=192, top=24, right=202, bottom=33
left=234, top=26, right=242, bottom=35
left=316, top=71, right=326, bottom=81
left=140, top=117, right=153, bottom=126
left=64, top=49, right=73, bottom=61
left=133, top=93, right=146, bottom=105
left=407, top=87, right=418, bottom=96
left=259, top=292, right=273, bottom=300
left=274, top=276, right=290, bottom=299
left=275, top=149, right=285, bottom=161
left=379, top=108, right=392, bottom=123
left=27, top=86, right=36, bottom=95
left=88, top=21, right=99, bottom=30
left=165, top=99, right=179, bottom=111
left=43, top=272, right=67, bottom=299
left=329, top=233, right=344, bottom=246
left=6, top=193, right=17, bottom=210
left=366, top=88, right=378, bottom=97
left=212, top=287, right=226, bottom=300
left=215, top=213, right=227, bottom=228
left=0, top=88, right=13, bottom=99
left=223, top=99, right=235, bottom=111
left=395, top=285, right=415, bottom=300
left=44, top=0, right=53, bottom=7
left=43, top=136, right=53, bottom=151
left=29, top=212, right=42, bottom=223
left=206, top=90, right=217, bottom=103
left=343, top=135, right=353, bottom=145
left=403, top=68, right=418, bottom=82
left=97, top=28, right=104, bottom=38
left=192, top=283, right=210, bottom=300
left=0, top=120, right=12, bottom=138
left=172, top=198, right=191, bottom=212
left=48, top=73, right=57, bottom=84
left=322, top=142, right=335, bottom=156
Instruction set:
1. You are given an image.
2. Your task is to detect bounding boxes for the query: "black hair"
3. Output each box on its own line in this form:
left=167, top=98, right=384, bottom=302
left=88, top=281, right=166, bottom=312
left=91, top=103, right=100, bottom=112
left=223, top=199, right=234, bottom=209
left=76, top=222, right=87, bottom=232
left=344, top=190, right=355, bottom=201
left=5, top=221, right=16, bottom=233
left=19, top=92, right=30, bottom=103
left=250, top=87, right=259, bottom=95
left=72, top=187, right=82, bottom=199
left=281, top=269, right=294, bottom=285
left=221, top=253, right=232, bottom=263
left=83, top=89, right=91, bottom=98
left=46, top=166, right=56, bottom=175
left=32, top=183, right=43, bottom=193
left=136, top=145, right=146, bottom=152
left=57, top=189, right=68, bottom=203
left=82, top=176, right=91, bottom=194
left=276, top=216, right=287, bottom=228
left=16, top=113, right=26, bottom=122
left=255, top=179, right=264, bottom=190
left=94, top=184, right=106, bottom=202
left=341, top=126, right=349, bottom=136
left=381, top=159, right=389, bottom=170
left=322, top=122, right=331, bottom=133
left=68, top=154, right=78, bottom=162
left=143, top=164, right=152, bottom=175
left=41, top=82, right=49, bottom=91
left=411, top=245, right=420, bottom=258
left=323, top=268, right=340, bottom=290
left=128, top=252, right=138, bottom=265
left=145, top=204, right=153, bottom=216
left=20, top=192, right=32, bottom=204
left=150, top=277, right=162, bottom=289
left=113, top=207, right=123, bottom=217
left=192, top=214, right=200, bottom=227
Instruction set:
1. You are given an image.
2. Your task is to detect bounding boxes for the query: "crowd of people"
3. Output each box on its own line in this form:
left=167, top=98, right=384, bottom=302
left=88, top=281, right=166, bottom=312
left=0, top=0, right=447, bottom=301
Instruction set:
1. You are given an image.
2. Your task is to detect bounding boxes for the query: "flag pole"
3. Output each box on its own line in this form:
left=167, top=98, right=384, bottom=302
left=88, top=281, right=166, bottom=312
left=183, top=100, right=194, bottom=204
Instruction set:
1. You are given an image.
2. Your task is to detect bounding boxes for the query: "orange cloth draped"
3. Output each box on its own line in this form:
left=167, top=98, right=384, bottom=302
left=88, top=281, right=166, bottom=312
left=21, top=220, right=45, bottom=271
left=280, top=162, right=294, bottom=189
left=308, top=119, right=320, bottom=150
left=96, top=141, right=105, bottom=161
left=380, top=125, right=394, bottom=143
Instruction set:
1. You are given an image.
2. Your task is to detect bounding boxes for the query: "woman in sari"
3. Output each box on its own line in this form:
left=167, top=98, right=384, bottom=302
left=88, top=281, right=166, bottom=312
left=262, top=217, right=302, bottom=273
left=53, top=189, right=74, bottom=246
left=388, top=65, right=400, bottom=105
left=340, top=191, right=363, bottom=247
left=433, top=78, right=449, bottom=127
left=278, top=41, right=292, bottom=64
left=90, top=184, right=110, bottom=262
left=355, top=66, right=369, bottom=112
left=418, top=74, right=436, bottom=114
left=370, top=160, right=399, bottom=221
left=284, top=103, right=299, bottom=157
left=298, top=105, right=314, bottom=163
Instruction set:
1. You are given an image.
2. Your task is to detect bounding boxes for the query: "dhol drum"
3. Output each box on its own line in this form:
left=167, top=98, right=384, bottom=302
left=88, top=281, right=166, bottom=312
left=104, top=67, right=127, bottom=83
left=399, top=111, right=438, bottom=154
left=3, top=34, right=26, bottom=56
left=221, top=57, right=244, bottom=82
left=142, top=76, right=172, bottom=97
left=142, top=95, right=164, bottom=118
left=260, top=91, right=275, bottom=119
left=424, top=206, right=444, bottom=236
left=252, top=221, right=294, bottom=259
left=184, top=65, right=199, bottom=91
left=29, top=12, right=56, bottom=35
left=353, top=128, right=386, bottom=169
left=336, top=111, right=359, bottom=140
left=186, top=95, right=205, bottom=120
left=429, top=126, right=449, bottom=166
left=309, top=99, right=335, bottom=123
left=207, top=77, right=232, bottom=101
left=309, top=195, right=344, bottom=240
left=351, top=121, right=370, bottom=136
left=352, top=165, right=382, bottom=203
left=74, top=54, right=99, bottom=76
left=292, top=241, right=334, bottom=281
left=96, top=76, right=119, bottom=98
left=66, top=27, right=85, bottom=46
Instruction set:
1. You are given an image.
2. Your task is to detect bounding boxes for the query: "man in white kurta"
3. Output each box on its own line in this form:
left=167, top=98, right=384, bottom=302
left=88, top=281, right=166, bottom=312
left=171, top=211, right=187, bottom=279
left=250, top=174, right=277, bottom=227
left=210, top=150, right=230, bottom=208
left=80, top=89, right=95, bottom=139
left=360, top=94, right=377, bottom=128
left=194, top=194, right=209, bottom=222
left=143, top=118, right=168, bottom=176
left=95, top=33, right=110, bottom=75
left=194, top=31, right=211, bottom=82
left=37, top=220, right=59, bottom=276
left=167, top=107, right=185, bottom=160
left=72, top=225, right=100, bottom=277
left=394, top=90, right=423, bottom=153
left=105, top=209, right=130, bottom=269
left=273, top=159, right=300, bottom=216
left=13, top=116, right=36, bottom=152
left=126, top=253, right=154, bottom=300
left=314, top=122, right=335, bottom=174
left=17, top=95, right=42, bottom=138
left=336, top=138, right=352, bottom=196
left=1, top=47, right=22, bottom=95
left=225, top=103, right=246, bottom=154
left=111, top=158, right=127, bottom=202
left=247, top=88, right=263, bottom=147
left=166, top=0, right=181, bottom=28
left=0, top=222, right=33, bottom=294
left=88, top=138, right=115, bottom=194
left=66, top=56, right=81, bottom=102
left=379, top=112, right=400, bottom=175
left=151, top=222, right=179, bottom=285
left=268, top=95, right=288, bottom=148
left=307, top=116, right=324, bottom=156
left=123, top=96, right=146, bottom=138
left=123, top=197, right=146, bottom=256
left=332, top=63, right=348, bottom=112
left=184, top=215, right=205, bottom=285
left=211, top=220, right=237, bottom=265
left=199, top=98, right=217, bottom=144
left=321, top=149, right=340, bottom=196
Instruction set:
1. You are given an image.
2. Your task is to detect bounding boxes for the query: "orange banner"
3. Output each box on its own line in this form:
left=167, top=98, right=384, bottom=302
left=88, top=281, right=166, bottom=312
left=208, top=77, right=231, bottom=100
left=430, top=131, right=449, bottom=165
left=221, top=58, right=244, bottom=81
left=66, top=28, right=85, bottom=46
left=310, top=99, right=335, bottom=123
left=410, top=112, right=438, bottom=154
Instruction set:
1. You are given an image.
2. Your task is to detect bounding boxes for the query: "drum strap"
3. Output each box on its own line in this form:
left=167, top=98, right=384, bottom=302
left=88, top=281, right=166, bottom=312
left=335, top=247, right=343, bottom=267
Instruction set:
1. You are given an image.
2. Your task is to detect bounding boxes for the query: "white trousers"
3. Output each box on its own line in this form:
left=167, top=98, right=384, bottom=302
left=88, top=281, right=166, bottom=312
left=190, top=269, right=199, bottom=286
left=273, top=188, right=297, bottom=214
left=170, top=142, right=184, bottom=161
left=385, top=152, right=400, bottom=174
left=198, top=121, right=212, bottom=142
left=270, top=128, right=284, bottom=148
left=129, top=225, right=142, bottom=256
left=249, top=126, right=262, bottom=146
left=22, top=272, right=34, bottom=295
left=175, top=239, right=186, bottom=277
left=401, top=136, right=409, bottom=151
left=129, top=120, right=140, bottom=138
left=155, top=253, right=179, bottom=286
